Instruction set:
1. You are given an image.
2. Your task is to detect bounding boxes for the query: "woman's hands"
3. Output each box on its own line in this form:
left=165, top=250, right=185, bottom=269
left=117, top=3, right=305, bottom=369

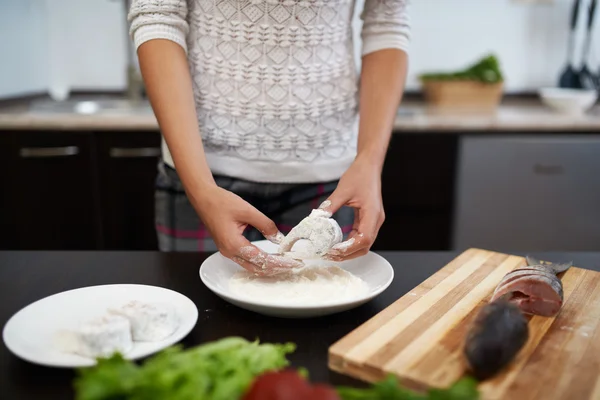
left=320, top=156, right=385, bottom=261
left=195, top=186, right=303, bottom=276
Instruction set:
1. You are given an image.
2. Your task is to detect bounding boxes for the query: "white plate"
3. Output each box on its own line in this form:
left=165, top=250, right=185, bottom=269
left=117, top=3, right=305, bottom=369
left=2, top=284, right=198, bottom=368
left=199, top=240, right=394, bottom=318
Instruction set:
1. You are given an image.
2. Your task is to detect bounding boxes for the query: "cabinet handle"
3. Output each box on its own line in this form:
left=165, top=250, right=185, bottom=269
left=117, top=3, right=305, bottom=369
left=109, top=147, right=161, bottom=158
left=19, top=146, right=80, bottom=158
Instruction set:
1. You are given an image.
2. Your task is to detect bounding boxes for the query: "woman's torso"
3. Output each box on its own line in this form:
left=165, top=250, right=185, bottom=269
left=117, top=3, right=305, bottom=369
left=162, top=0, right=360, bottom=183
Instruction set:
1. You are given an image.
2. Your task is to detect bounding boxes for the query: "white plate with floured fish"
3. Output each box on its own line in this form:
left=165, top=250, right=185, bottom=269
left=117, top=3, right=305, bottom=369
left=2, top=284, right=198, bottom=368
left=200, top=240, right=394, bottom=318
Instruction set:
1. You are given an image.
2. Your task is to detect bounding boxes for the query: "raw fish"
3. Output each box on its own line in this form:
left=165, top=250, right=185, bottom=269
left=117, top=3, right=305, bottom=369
left=464, top=298, right=529, bottom=380
left=490, top=256, right=572, bottom=317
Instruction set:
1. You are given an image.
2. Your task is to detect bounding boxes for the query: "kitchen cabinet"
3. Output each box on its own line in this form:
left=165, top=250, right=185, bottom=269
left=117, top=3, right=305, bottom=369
left=96, top=132, right=161, bottom=250
left=0, top=129, right=459, bottom=251
left=0, top=134, right=17, bottom=249
left=373, top=134, right=458, bottom=251
left=453, top=134, right=600, bottom=252
left=0, top=130, right=162, bottom=251
left=10, top=131, right=99, bottom=250
left=375, top=210, right=453, bottom=251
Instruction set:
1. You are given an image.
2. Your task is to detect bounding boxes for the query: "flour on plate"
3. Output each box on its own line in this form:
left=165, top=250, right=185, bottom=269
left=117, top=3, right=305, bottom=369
left=228, top=264, right=369, bottom=306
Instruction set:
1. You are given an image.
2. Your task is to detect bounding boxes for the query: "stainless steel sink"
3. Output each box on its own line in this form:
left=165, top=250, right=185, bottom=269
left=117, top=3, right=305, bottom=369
left=29, top=98, right=153, bottom=115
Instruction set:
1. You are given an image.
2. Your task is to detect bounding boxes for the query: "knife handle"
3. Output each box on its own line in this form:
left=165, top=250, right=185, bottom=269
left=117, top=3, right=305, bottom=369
left=572, top=0, right=582, bottom=31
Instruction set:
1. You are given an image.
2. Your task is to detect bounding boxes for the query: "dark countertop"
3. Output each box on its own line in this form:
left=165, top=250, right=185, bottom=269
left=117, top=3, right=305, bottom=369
left=2, top=250, right=600, bottom=399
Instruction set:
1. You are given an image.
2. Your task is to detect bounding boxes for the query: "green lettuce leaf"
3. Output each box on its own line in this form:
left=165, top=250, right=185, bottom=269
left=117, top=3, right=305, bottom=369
left=73, top=337, right=295, bottom=400
left=337, top=375, right=479, bottom=400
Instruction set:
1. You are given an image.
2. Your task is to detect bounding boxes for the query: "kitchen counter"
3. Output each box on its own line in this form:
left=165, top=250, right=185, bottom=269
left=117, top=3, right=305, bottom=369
left=1, top=250, right=600, bottom=399
left=397, top=99, right=600, bottom=132
left=1, top=95, right=600, bottom=132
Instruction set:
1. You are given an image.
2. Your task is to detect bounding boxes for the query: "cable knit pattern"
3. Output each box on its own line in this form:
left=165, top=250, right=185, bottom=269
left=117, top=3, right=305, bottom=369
left=128, top=0, right=410, bottom=183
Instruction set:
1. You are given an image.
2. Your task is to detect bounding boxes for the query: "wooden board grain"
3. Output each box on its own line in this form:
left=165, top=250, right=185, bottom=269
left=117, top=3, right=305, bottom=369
left=328, top=248, right=600, bottom=399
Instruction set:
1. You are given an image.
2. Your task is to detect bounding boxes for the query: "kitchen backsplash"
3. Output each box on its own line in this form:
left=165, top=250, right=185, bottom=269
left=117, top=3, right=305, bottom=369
left=0, top=0, right=48, bottom=98
left=406, top=0, right=598, bottom=92
left=0, top=0, right=127, bottom=99
left=0, top=0, right=598, bottom=99
left=45, top=0, right=128, bottom=99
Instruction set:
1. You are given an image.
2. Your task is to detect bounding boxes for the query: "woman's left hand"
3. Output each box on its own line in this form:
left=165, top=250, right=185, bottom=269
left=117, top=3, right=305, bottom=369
left=319, top=156, right=385, bottom=261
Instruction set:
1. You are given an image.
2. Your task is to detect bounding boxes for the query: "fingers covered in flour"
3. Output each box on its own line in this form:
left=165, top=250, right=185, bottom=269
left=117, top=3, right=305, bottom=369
left=326, top=207, right=381, bottom=261
left=243, top=204, right=284, bottom=245
left=325, top=233, right=370, bottom=261
left=233, top=243, right=304, bottom=276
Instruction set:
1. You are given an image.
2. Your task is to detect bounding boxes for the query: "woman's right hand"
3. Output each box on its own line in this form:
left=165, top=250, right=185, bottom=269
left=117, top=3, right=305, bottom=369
left=196, top=186, right=303, bottom=276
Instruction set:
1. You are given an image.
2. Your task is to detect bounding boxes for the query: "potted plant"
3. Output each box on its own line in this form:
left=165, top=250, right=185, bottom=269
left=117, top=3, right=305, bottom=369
left=419, top=54, right=504, bottom=110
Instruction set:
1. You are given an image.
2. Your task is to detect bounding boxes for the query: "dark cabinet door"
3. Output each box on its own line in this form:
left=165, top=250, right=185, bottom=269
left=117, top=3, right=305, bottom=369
left=373, top=134, right=458, bottom=251
left=0, top=133, right=17, bottom=249
left=11, top=131, right=100, bottom=249
left=97, top=132, right=161, bottom=250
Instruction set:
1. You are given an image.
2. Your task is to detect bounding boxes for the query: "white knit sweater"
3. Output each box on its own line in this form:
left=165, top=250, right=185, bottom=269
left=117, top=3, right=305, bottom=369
left=128, top=0, right=410, bottom=183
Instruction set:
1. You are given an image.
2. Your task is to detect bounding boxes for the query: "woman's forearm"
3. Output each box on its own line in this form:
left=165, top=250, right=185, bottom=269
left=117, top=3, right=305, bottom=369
left=137, top=39, right=216, bottom=207
left=355, top=49, right=408, bottom=172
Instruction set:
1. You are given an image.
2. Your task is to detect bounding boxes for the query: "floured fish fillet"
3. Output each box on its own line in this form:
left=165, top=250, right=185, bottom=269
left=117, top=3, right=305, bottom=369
left=54, top=315, right=133, bottom=358
left=464, top=298, right=529, bottom=380
left=278, top=209, right=343, bottom=259
left=490, top=256, right=572, bottom=317
left=109, top=301, right=179, bottom=342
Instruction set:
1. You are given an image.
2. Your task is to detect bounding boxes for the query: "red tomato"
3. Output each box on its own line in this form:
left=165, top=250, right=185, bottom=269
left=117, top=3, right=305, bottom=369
left=243, top=370, right=341, bottom=400
left=243, top=370, right=310, bottom=400
left=308, top=384, right=342, bottom=400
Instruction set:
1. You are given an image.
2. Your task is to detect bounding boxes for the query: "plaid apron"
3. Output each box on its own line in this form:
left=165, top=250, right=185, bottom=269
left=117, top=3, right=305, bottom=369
left=154, top=162, right=354, bottom=252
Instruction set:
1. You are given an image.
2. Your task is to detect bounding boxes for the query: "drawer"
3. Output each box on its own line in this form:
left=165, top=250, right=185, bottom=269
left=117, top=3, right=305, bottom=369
left=453, top=134, right=600, bottom=251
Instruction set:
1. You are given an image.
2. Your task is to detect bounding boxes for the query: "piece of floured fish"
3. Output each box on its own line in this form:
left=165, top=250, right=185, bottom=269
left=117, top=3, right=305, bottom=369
left=54, top=315, right=133, bottom=358
left=278, top=209, right=343, bottom=259
left=464, top=298, right=529, bottom=380
left=490, top=256, right=573, bottom=317
left=109, top=301, right=179, bottom=342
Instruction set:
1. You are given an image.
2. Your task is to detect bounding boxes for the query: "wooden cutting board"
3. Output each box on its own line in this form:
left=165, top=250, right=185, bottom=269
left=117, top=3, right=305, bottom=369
left=328, top=248, right=600, bottom=399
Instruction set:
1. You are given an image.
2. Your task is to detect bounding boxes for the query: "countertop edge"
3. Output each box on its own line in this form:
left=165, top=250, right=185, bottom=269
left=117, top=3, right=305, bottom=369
left=1, top=99, right=600, bottom=133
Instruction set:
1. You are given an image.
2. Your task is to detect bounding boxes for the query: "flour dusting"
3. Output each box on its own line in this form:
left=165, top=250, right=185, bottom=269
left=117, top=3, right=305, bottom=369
left=332, top=237, right=355, bottom=252
left=310, top=208, right=332, bottom=218
left=228, top=264, right=369, bottom=306
left=265, top=231, right=285, bottom=244
left=278, top=209, right=342, bottom=259
left=318, top=200, right=332, bottom=210
left=238, top=245, right=303, bottom=272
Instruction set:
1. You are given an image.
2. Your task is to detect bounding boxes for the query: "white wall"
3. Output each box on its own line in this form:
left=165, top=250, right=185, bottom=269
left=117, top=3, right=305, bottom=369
left=0, top=0, right=128, bottom=100
left=398, top=0, right=600, bottom=92
left=46, top=0, right=128, bottom=98
left=0, top=0, right=48, bottom=98
left=1, top=0, right=599, bottom=98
